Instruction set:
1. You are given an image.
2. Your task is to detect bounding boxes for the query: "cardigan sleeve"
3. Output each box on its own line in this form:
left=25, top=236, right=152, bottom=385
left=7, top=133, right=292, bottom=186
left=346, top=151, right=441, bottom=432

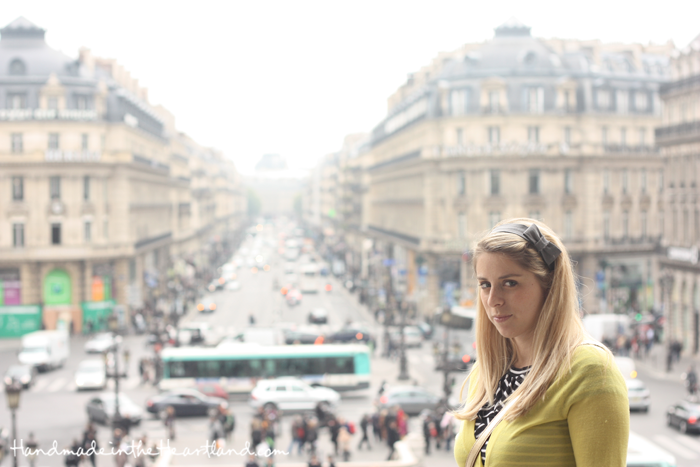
left=565, top=346, right=630, bottom=467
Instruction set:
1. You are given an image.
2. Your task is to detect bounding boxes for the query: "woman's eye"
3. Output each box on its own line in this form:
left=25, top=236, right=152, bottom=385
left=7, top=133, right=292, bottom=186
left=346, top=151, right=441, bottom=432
left=479, top=282, right=490, bottom=289
left=504, top=280, right=518, bottom=287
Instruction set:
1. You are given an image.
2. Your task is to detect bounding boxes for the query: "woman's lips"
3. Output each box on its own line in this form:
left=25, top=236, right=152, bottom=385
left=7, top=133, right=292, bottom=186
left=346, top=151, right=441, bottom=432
left=493, top=315, right=512, bottom=323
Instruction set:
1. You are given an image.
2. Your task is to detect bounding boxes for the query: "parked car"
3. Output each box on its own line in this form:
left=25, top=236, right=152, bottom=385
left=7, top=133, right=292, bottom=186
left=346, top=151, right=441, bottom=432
left=376, top=385, right=441, bottom=416
left=626, top=378, right=650, bottom=412
left=84, top=333, right=121, bottom=354
left=3, top=364, right=37, bottom=389
left=86, top=393, right=142, bottom=426
left=74, top=359, right=107, bottom=391
left=329, top=323, right=372, bottom=344
left=207, top=277, right=226, bottom=292
left=249, top=377, right=340, bottom=411
left=146, top=388, right=227, bottom=418
left=666, top=397, right=700, bottom=433
left=282, top=325, right=329, bottom=345
left=197, top=299, right=217, bottom=314
left=389, top=326, right=424, bottom=348
left=308, top=308, right=329, bottom=324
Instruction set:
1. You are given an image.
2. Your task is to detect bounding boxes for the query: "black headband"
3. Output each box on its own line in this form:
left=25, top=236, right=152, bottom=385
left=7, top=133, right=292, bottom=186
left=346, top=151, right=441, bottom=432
left=491, top=223, right=562, bottom=270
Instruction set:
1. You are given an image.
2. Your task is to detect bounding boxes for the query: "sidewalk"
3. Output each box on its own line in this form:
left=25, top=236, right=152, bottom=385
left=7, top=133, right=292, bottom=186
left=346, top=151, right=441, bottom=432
left=632, top=344, right=700, bottom=385
left=0, top=337, right=21, bottom=352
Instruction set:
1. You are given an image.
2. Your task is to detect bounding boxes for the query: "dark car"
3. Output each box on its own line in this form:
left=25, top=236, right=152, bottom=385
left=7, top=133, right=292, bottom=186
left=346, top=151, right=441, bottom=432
left=376, top=386, right=441, bottom=416
left=329, top=323, right=371, bottom=344
left=666, top=397, right=700, bottom=433
left=283, top=326, right=327, bottom=345
left=3, top=364, right=37, bottom=389
left=308, top=308, right=328, bottom=324
left=146, top=388, right=227, bottom=417
left=86, top=393, right=143, bottom=426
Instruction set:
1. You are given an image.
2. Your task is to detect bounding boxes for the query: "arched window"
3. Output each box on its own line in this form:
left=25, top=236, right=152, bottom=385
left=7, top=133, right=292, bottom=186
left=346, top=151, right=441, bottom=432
left=9, top=58, right=26, bottom=75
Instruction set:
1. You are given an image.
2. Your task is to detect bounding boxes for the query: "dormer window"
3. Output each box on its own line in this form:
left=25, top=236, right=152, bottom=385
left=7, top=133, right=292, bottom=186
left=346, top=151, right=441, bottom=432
left=9, top=59, right=26, bottom=76
left=7, top=93, right=27, bottom=109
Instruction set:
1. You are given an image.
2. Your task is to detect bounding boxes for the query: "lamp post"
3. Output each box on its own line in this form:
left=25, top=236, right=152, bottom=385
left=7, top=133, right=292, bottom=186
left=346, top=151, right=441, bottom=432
left=397, top=297, right=410, bottom=381
left=5, top=381, right=21, bottom=467
left=660, top=268, right=675, bottom=371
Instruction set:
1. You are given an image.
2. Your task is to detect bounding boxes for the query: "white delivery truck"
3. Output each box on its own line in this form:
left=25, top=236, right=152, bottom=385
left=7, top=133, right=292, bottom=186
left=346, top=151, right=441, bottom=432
left=582, top=313, right=630, bottom=344
left=18, top=330, right=69, bottom=371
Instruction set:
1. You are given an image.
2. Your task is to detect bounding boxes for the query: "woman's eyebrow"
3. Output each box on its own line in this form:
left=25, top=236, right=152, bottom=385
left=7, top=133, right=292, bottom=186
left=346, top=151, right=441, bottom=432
left=476, top=273, right=523, bottom=280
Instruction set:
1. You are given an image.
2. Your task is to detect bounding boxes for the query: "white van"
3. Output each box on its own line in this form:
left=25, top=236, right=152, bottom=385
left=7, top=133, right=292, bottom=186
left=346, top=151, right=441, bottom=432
left=225, top=327, right=285, bottom=346
left=18, top=330, right=69, bottom=371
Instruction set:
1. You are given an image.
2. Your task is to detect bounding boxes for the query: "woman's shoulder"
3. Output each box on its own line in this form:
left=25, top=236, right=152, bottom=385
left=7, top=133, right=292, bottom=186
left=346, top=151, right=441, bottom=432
left=566, top=342, right=622, bottom=386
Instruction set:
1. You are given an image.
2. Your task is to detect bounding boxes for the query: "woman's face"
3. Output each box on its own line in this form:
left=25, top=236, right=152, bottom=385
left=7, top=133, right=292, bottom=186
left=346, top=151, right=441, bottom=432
left=476, top=252, right=546, bottom=344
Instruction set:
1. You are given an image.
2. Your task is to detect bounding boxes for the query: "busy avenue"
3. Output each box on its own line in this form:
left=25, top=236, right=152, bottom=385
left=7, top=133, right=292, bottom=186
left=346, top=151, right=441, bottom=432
left=0, top=222, right=697, bottom=467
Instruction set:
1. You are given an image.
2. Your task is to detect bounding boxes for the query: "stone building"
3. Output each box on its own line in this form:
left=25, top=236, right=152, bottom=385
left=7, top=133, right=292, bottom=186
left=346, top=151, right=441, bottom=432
left=351, top=19, right=673, bottom=318
left=0, top=17, right=245, bottom=335
left=655, top=31, right=700, bottom=354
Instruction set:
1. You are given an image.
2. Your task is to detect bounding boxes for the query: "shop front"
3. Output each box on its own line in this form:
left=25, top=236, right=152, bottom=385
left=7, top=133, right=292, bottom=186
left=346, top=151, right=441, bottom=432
left=0, top=305, right=42, bottom=338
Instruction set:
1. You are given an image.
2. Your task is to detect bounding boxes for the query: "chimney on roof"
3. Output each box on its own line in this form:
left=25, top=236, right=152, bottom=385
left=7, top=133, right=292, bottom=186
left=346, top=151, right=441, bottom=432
left=494, top=17, right=531, bottom=37
left=0, top=16, right=46, bottom=41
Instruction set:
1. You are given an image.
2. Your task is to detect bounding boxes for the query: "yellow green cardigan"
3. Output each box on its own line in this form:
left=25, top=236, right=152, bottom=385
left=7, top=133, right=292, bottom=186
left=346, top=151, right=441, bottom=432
left=454, top=345, right=629, bottom=467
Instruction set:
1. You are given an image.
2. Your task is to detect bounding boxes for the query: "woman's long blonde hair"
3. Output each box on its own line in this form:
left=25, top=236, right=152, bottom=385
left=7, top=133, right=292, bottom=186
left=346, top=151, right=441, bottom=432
left=454, top=218, right=589, bottom=421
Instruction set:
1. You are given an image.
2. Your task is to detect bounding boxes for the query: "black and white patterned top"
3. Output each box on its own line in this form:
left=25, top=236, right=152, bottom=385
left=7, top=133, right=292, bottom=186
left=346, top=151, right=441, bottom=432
left=474, top=365, right=531, bottom=465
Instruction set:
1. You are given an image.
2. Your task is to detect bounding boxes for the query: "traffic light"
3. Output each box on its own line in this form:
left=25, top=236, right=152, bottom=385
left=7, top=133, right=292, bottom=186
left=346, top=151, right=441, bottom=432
left=635, top=313, right=643, bottom=322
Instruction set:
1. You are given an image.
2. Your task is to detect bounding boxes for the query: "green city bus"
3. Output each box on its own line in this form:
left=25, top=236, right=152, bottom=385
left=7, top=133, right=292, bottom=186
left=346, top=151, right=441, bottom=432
left=160, top=343, right=371, bottom=393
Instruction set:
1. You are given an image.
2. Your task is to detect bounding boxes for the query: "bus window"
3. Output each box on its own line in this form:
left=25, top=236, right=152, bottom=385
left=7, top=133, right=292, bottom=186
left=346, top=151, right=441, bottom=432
left=169, top=361, right=186, bottom=378
left=327, top=356, right=354, bottom=374
left=263, top=359, right=276, bottom=376
left=198, top=360, right=221, bottom=378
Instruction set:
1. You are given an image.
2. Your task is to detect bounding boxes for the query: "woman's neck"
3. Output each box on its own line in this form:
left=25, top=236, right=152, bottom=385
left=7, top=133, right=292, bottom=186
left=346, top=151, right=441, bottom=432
left=512, top=335, right=535, bottom=368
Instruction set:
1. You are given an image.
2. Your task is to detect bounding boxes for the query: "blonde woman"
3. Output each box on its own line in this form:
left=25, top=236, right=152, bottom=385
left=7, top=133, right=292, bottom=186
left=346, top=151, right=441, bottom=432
left=454, top=219, right=629, bottom=467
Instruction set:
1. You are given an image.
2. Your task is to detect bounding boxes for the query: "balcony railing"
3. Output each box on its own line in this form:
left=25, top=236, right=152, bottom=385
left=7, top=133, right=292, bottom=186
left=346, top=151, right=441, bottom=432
left=655, top=120, right=700, bottom=145
left=660, top=74, right=700, bottom=95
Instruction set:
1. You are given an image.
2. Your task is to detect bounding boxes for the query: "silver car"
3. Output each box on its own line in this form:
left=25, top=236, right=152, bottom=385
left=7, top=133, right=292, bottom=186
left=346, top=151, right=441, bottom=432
left=84, top=333, right=121, bottom=354
left=376, top=385, right=441, bottom=416
left=626, top=378, right=650, bottom=412
left=249, top=378, right=340, bottom=411
left=75, top=359, right=106, bottom=391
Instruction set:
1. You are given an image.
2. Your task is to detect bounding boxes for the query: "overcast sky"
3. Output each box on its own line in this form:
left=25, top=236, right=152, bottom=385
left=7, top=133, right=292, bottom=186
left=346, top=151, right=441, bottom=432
left=2, top=1, right=699, bottom=174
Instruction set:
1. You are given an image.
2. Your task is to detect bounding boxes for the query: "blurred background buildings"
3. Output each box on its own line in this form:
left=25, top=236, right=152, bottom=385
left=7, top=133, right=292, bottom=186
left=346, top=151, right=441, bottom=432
left=303, top=20, right=700, bottom=356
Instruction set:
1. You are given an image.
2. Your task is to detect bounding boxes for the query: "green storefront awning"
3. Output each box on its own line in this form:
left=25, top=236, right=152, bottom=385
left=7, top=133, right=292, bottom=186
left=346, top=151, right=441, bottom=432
left=0, top=305, right=42, bottom=338
left=81, top=300, right=116, bottom=333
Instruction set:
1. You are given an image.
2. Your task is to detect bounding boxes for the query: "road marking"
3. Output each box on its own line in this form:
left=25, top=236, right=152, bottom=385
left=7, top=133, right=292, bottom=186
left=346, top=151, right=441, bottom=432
left=31, top=378, right=50, bottom=393
left=676, top=435, right=700, bottom=452
left=653, top=435, right=698, bottom=460
left=46, top=377, right=67, bottom=392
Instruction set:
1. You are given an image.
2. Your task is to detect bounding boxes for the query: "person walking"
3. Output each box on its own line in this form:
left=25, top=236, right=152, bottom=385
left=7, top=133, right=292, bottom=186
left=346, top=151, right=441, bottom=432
left=307, top=454, right=321, bottom=467
left=327, top=418, right=340, bottom=455
left=337, top=426, right=352, bottom=462
left=385, top=421, right=400, bottom=461
left=357, top=414, right=371, bottom=450
left=25, top=432, right=39, bottom=467
left=209, top=414, right=224, bottom=449
left=64, top=439, right=82, bottom=467
left=82, top=424, right=99, bottom=467
left=454, top=219, right=629, bottom=467
left=244, top=454, right=259, bottom=467
left=422, top=415, right=434, bottom=455
left=288, top=416, right=304, bottom=455
left=164, top=406, right=176, bottom=440
left=685, top=365, right=698, bottom=396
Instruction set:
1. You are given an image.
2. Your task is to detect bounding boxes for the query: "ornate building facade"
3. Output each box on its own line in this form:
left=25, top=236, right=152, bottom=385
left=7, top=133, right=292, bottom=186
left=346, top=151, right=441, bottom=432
left=0, top=18, right=245, bottom=335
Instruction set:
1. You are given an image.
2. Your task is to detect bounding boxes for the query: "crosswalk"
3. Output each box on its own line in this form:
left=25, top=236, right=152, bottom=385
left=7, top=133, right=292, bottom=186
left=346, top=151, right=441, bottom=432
left=29, top=375, right=142, bottom=394
left=653, top=434, right=700, bottom=460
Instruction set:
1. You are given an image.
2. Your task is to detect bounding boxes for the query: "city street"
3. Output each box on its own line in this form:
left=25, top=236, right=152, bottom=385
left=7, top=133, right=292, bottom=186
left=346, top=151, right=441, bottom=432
left=1, top=252, right=700, bottom=467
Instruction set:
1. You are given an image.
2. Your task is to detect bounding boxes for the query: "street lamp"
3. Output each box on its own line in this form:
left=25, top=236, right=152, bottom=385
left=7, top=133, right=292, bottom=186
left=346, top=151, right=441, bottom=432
left=660, top=268, right=675, bottom=371
left=5, top=381, right=21, bottom=467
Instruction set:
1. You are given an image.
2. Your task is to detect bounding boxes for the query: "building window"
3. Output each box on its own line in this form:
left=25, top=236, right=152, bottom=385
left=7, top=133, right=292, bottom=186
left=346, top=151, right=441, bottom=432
left=603, top=169, right=610, bottom=194
left=622, top=211, right=629, bottom=238
left=601, top=127, right=608, bottom=145
left=564, top=127, right=571, bottom=145
left=104, top=219, right=109, bottom=240
left=47, top=97, right=58, bottom=110
left=490, top=170, right=500, bottom=195
left=456, top=128, right=464, bottom=146
left=489, top=211, right=501, bottom=229
left=684, top=209, right=690, bottom=244
left=458, top=212, right=467, bottom=238
left=489, top=91, right=499, bottom=113
left=12, top=223, right=24, bottom=248
left=129, top=259, right=137, bottom=282
left=641, top=169, right=647, bottom=193
left=528, top=169, right=540, bottom=194
left=49, top=176, right=61, bottom=199
left=51, top=223, right=61, bottom=245
left=603, top=211, right=610, bottom=240
left=621, top=170, right=628, bottom=194
left=635, top=92, right=648, bottom=111
left=81, top=134, right=89, bottom=150
left=620, top=127, right=627, bottom=147
left=83, top=176, right=90, bottom=201
left=641, top=211, right=647, bottom=239
left=7, top=93, right=27, bottom=109
left=457, top=172, right=466, bottom=195
left=11, top=133, right=23, bottom=153
left=48, top=133, right=60, bottom=150
left=564, top=210, right=573, bottom=239
left=84, top=221, right=92, bottom=242
left=659, top=211, right=664, bottom=238
left=527, top=87, right=544, bottom=113
left=527, top=126, right=539, bottom=143
left=8, top=59, right=26, bottom=76
left=488, top=126, right=500, bottom=144
left=12, top=177, right=23, bottom=201
left=564, top=90, right=573, bottom=111
left=638, top=128, right=646, bottom=146
left=74, top=95, right=89, bottom=110
left=564, top=169, right=573, bottom=194
left=616, top=90, right=629, bottom=114
left=659, top=171, right=664, bottom=192
left=597, top=89, right=610, bottom=109
left=696, top=209, right=700, bottom=243
left=529, top=210, right=541, bottom=221
left=451, top=89, right=467, bottom=116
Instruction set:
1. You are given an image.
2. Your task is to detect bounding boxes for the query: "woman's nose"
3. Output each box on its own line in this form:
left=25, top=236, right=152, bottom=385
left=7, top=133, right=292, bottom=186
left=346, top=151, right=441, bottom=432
left=486, top=288, right=504, bottom=307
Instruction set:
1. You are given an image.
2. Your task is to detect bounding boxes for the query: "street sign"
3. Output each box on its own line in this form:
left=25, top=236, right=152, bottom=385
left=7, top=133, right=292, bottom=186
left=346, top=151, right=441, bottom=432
left=382, top=259, right=395, bottom=267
